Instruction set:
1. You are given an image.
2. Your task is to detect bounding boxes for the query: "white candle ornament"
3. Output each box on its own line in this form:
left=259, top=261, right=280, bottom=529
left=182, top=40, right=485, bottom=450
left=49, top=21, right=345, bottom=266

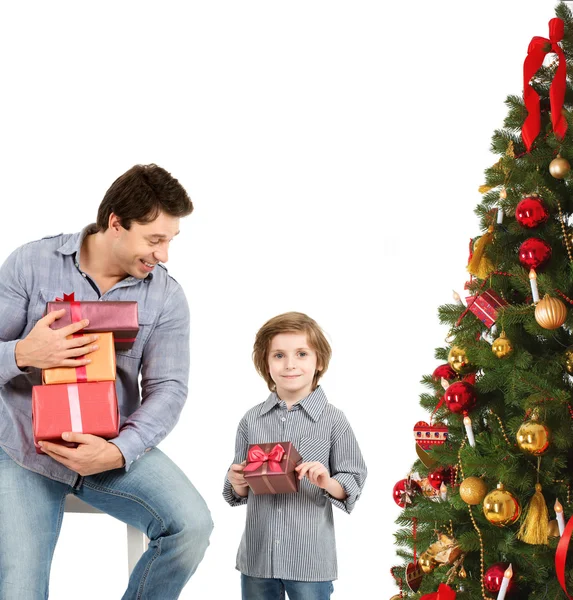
left=529, top=268, right=540, bottom=303
left=463, top=416, right=475, bottom=447
left=440, top=482, right=447, bottom=501
left=496, top=564, right=513, bottom=600
left=555, top=499, right=565, bottom=536
left=497, top=206, right=504, bottom=224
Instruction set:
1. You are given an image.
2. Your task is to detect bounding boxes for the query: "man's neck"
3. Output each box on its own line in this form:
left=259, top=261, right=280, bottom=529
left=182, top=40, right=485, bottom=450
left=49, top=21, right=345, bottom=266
left=80, top=232, right=127, bottom=294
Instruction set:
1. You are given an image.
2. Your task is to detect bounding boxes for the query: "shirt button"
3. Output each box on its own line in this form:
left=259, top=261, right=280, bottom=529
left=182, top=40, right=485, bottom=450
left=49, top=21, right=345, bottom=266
left=275, top=540, right=280, bottom=545
left=277, top=508, right=282, bottom=513
left=82, top=273, right=87, bottom=278
left=281, top=417, right=286, bottom=422
left=75, top=262, right=79, bottom=267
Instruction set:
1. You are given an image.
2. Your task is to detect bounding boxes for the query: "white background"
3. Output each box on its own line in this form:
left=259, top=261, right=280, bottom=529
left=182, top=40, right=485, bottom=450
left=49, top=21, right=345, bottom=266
left=0, top=1, right=565, bottom=598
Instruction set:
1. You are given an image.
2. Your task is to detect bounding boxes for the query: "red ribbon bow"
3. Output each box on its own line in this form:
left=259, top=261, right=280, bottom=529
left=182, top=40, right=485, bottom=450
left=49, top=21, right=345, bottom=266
left=243, top=444, right=285, bottom=472
left=55, top=292, right=76, bottom=302
left=420, top=583, right=456, bottom=600
left=556, top=514, right=573, bottom=599
left=522, top=18, right=568, bottom=151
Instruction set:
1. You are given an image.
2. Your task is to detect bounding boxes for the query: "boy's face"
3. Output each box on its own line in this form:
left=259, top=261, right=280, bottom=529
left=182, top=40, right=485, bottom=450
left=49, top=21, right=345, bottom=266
left=110, top=211, right=180, bottom=279
left=268, top=332, right=320, bottom=401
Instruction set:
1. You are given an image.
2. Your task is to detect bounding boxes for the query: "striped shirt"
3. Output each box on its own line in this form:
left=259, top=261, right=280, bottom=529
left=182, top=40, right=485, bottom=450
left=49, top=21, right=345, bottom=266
left=222, top=386, right=367, bottom=582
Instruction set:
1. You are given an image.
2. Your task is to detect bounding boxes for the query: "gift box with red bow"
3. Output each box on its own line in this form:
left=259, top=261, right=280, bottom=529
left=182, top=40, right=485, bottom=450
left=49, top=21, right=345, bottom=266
left=465, top=288, right=507, bottom=329
left=46, top=294, right=139, bottom=351
left=32, top=381, right=119, bottom=453
left=243, top=441, right=302, bottom=495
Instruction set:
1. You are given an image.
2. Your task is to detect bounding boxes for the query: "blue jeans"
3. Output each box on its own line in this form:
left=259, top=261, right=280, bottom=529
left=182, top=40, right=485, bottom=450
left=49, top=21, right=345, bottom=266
left=241, top=574, right=334, bottom=600
left=0, top=446, right=213, bottom=600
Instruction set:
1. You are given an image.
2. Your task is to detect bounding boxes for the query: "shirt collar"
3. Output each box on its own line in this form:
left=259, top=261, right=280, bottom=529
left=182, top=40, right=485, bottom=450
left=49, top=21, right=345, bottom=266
left=258, top=386, right=328, bottom=422
left=57, top=223, right=154, bottom=280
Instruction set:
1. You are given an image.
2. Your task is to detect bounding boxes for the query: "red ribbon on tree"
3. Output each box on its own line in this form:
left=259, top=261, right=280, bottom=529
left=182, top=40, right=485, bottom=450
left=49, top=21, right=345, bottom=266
left=522, top=18, right=568, bottom=151
left=243, top=444, right=285, bottom=472
left=556, top=514, right=573, bottom=598
left=420, top=584, right=456, bottom=600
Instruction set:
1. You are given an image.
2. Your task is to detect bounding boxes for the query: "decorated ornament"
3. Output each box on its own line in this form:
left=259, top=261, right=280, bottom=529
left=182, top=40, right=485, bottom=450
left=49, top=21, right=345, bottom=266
left=515, top=195, right=549, bottom=228
left=484, top=563, right=515, bottom=594
left=426, top=533, right=462, bottom=566
left=534, top=294, right=567, bottom=329
left=392, top=477, right=420, bottom=508
left=549, top=154, right=571, bottom=179
left=432, top=363, right=457, bottom=381
left=517, top=483, right=550, bottom=545
left=447, top=346, right=471, bottom=374
left=492, top=331, right=513, bottom=358
left=518, top=237, right=552, bottom=270
left=459, top=476, right=488, bottom=505
left=419, top=551, right=437, bottom=574
left=427, top=467, right=452, bottom=490
left=467, top=226, right=495, bottom=279
left=516, top=416, right=550, bottom=455
left=405, top=561, right=424, bottom=592
left=564, top=347, right=573, bottom=374
left=465, top=289, right=508, bottom=329
left=413, top=421, right=448, bottom=450
left=443, top=381, right=477, bottom=414
left=420, top=584, right=457, bottom=600
left=483, top=483, right=521, bottom=526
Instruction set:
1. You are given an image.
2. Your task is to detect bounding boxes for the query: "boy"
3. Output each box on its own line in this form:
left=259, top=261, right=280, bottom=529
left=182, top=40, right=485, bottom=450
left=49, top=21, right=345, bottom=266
left=223, top=312, right=367, bottom=600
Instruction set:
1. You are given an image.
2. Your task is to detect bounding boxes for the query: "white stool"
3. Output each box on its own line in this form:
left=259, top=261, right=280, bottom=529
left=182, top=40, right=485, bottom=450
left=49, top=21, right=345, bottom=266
left=64, top=495, right=148, bottom=575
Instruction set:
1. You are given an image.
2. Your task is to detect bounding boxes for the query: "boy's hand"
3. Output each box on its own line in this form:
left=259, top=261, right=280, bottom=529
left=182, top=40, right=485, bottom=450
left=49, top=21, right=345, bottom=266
left=228, top=461, right=249, bottom=494
left=295, top=461, right=331, bottom=489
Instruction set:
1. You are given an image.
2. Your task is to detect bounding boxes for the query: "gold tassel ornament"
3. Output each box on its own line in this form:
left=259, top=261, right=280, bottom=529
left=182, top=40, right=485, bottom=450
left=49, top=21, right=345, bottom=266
left=517, top=483, right=549, bottom=545
left=467, top=226, right=495, bottom=279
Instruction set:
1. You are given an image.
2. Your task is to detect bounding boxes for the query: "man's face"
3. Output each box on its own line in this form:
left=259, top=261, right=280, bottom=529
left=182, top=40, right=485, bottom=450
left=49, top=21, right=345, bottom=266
left=112, top=211, right=180, bottom=279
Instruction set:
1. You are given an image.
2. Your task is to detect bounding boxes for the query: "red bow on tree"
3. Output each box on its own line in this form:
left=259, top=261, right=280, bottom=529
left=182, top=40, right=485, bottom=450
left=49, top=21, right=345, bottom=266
left=420, top=583, right=456, bottom=600
left=522, top=18, right=568, bottom=151
left=243, top=444, right=285, bottom=472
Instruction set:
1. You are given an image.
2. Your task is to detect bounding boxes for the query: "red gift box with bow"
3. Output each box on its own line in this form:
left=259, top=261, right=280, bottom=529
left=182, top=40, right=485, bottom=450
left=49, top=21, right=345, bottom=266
left=46, top=294, right=139, bottom=351
left=243, top=441, right=302, bottom=495
left=32, top=381, right=119, bottom=453
left=465, top=288, right=507, bottom=329
left=421, top=583, right=456, bottom=600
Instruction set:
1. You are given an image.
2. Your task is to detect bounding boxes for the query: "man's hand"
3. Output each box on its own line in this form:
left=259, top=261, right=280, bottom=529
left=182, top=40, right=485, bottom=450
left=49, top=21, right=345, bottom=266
left=15, top=309, right=99, bottom=369
left=228, top=461, right=249, bottom=497
left=38, top=432, right=125, bottom=476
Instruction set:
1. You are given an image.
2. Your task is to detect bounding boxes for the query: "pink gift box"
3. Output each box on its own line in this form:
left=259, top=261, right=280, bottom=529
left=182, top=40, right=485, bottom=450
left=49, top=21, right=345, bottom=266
left=465, top=289, right=507, bottom=329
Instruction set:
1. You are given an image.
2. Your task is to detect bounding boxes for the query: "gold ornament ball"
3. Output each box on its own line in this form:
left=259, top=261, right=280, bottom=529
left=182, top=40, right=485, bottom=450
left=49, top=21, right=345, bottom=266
left=492, top=331, right=513, bottom=359
left=419, top=551, right=438, bottom=574
left=483, top=483, right=521, bottom=527
left=516, top=419, right=550, bottom=455
left=548, top=519, right=561, bottom=538
left=565, top=347, right=573, bottom=374
left=459, top=476, right=488, bottom=505
left=549, top=155, right=571, bottom=179
left=390, top=596, right=401, bottom=600
left=535, top=294, right=567, bottom=330
left=448, top=345, right=471, bottom=373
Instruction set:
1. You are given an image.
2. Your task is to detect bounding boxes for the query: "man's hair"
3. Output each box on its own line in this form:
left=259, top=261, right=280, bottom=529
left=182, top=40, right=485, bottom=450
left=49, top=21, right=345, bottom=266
left=253, top=312, right=332, bottom=392
left=96, top=164, right=193, bottom=231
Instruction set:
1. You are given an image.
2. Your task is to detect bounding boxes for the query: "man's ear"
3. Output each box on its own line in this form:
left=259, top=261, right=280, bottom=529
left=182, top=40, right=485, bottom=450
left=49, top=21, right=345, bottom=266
left=108, top=212, right=122, bottom=234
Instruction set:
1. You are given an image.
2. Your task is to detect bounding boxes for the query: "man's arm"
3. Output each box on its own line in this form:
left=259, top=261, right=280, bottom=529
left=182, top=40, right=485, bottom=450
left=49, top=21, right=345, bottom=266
left=109, top=284, right=190, bottom=470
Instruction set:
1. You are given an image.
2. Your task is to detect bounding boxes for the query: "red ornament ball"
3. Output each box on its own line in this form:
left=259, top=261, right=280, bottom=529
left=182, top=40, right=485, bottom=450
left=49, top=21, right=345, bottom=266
left=515, top=196, right=549, bottom=228
left=518, top=237, right=552, bottom=270
left=427, top=467, right=453, bottom=490
left=432, top=364, right=457, bottom=381
left=443, top=381, right=477, bottom=414
left=484, top=562, right=515, bottom=594
left=392, top=478, right=421, bottom=508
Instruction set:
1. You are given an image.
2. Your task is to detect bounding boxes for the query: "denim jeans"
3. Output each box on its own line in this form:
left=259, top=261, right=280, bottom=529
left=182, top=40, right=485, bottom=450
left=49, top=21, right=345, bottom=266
left=0, top=446, right=213, bottom=600
left=241, top=574, right=334, bottom=600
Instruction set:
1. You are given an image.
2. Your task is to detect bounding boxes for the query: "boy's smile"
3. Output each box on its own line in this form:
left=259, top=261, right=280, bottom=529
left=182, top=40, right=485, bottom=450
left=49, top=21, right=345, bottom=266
left=268, top=333, right=322, bottom=407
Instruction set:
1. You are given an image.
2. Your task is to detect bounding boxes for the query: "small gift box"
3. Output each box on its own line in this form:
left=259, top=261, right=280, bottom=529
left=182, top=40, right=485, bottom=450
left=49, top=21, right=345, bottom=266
left=465, top=288, right=507, bottom=329
left=243, top=441, right=302, bottom=495
left=32, top=381, right=119, bottom=453
left=46, top=299, right=139, bottom=351
left=42, top=332, right=116, bottom=385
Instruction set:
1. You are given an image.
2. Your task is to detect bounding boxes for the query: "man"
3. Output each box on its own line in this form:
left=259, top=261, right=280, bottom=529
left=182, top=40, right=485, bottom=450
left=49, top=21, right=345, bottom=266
left=0, top=164, right=213, bottom=599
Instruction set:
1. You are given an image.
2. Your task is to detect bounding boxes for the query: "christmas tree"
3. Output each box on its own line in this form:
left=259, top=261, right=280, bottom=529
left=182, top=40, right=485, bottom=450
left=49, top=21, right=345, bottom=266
left=390, top=3, right=573, bottom=598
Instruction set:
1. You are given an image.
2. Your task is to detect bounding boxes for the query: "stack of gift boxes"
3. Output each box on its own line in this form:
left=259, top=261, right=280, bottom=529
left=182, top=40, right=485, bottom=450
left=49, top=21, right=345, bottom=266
left=31, top=297, right=139, bottom=453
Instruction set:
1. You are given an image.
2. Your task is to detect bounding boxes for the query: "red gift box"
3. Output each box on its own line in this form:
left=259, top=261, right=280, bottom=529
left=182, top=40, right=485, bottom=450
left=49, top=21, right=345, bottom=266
left=465, top=288, right=507, bottom=329
left=243, top=442, right=302, bottom=495
left=46, top=300, right=139, bottom=351
left=32, top=381, right=119, bottom=453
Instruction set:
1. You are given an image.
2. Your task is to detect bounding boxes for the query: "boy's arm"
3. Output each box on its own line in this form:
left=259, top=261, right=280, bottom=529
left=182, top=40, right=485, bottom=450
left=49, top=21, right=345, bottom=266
left=223, top=417, right=250, bottom=507
left=325, top=418, right=367, bottom=514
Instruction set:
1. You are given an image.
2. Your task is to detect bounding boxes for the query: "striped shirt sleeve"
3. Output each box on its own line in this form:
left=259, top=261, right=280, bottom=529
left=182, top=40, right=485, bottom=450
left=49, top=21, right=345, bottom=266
left=222, top=416, right=249, bottom=507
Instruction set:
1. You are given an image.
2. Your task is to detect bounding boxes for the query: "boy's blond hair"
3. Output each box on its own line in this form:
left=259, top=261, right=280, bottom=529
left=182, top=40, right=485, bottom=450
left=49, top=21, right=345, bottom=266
left=253, top=312, right=332, bottom=392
